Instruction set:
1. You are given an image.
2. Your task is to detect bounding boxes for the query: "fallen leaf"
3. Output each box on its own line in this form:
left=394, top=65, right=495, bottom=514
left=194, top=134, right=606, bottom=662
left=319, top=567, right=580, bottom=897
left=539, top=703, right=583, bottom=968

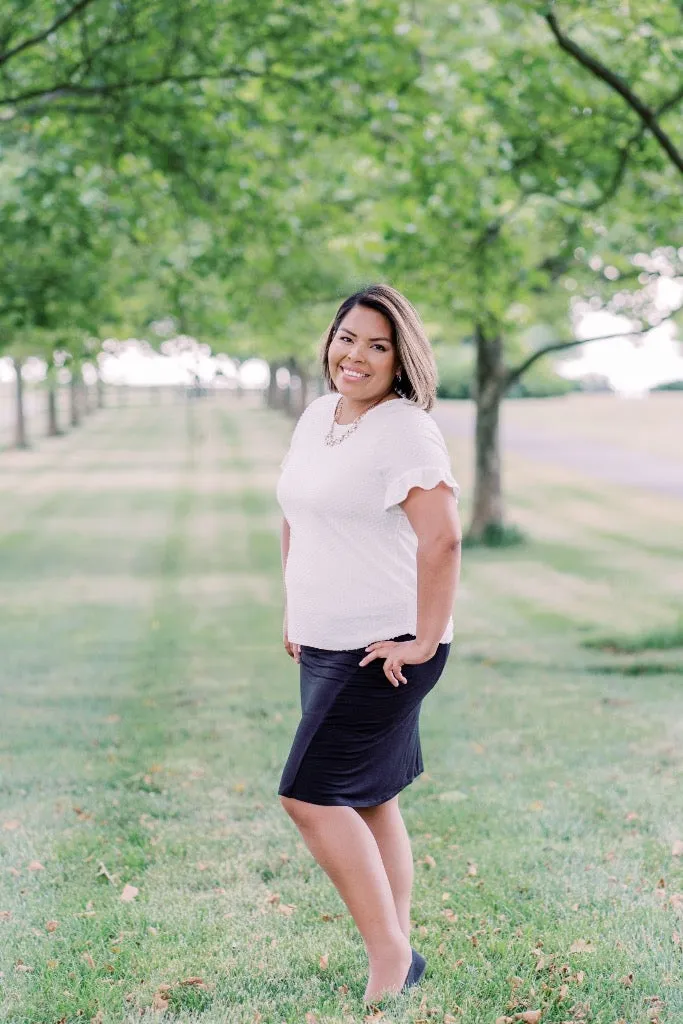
left=120, top=884, right=138, bottom=902
left=27, top=861, right=44, bottom=872
left=620, top=973, right=633, bottom=987
left=558, top=984, right=569, bottom=1000
left=305, top=1014, right=320, bottom=1024
left=15, top=961, right=33, bottom=972
left=672, top=840, right=683, bottom=857
left=180, top=977, right=205, bottom=987
left=152, top=989, right=169, bottom=1011
left=569, top=940, right=595, bottom=953
left=319, top=953, right=329, bottom=970
left=91, top=1011, right=104, bottom=1023
left=467, top=861, right=478, bottom=876
left=277, top=903, right=296, bottom=915
left=529, top=802, right=544, bottom=812
left=3, top=820, right=21, bottom=831
left=46, top=920, right=59, bottom=932
left=82, top=953, right=95, bottom=969
left=96, top=862, right=114, bottom=883
left=673, top=931, right=681, bottom=946
left=442, top=909, right=458, bottom=921
left=670, top=893, right=683, bottom=913
left=104, top=714, right=120, bottom=723
left=515, top=1012, right=541, bottom=1024
left=423, top=854, right=436, bottom=869
left=1, top=911, right=12, bottom=921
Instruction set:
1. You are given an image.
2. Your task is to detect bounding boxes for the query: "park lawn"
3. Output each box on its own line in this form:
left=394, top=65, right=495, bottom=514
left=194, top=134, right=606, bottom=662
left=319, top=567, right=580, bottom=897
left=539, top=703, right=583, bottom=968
left=1, top=394, right=682, bottom=1024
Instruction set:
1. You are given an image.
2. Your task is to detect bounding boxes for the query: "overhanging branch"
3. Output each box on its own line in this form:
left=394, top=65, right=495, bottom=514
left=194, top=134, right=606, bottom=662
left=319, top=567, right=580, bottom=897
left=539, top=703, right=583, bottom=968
left=546, top=11, right=683, bottom=175
left=0, top=0, right=99, bottom=68
left=504, top=305, right=683, bottom=387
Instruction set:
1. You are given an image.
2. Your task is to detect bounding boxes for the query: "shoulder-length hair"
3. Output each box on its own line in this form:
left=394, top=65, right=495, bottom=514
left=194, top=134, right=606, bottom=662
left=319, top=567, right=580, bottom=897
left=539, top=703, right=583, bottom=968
left=320, top=284, right=439, bottom=412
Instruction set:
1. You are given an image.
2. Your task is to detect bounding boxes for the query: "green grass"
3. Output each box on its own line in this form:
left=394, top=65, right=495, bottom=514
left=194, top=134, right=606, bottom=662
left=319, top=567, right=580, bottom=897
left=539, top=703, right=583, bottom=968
left=582, top=620, right=683, bottom=654
left=1, top=394, right=683, bottom=1024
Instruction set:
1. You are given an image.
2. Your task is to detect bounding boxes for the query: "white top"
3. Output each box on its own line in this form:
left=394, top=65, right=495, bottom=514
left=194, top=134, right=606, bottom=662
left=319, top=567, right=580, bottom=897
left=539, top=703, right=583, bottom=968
left=276, top=392, right=460, bottom=651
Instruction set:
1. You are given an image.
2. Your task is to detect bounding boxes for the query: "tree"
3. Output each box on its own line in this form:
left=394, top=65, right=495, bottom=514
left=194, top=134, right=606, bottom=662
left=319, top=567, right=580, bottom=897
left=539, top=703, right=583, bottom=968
left=309, top=0, right=683, bottom=541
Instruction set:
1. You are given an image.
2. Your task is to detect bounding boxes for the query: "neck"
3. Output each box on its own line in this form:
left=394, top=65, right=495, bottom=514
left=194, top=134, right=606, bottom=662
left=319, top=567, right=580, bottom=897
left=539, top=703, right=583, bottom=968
left=336, top=389, right=398, bottom=423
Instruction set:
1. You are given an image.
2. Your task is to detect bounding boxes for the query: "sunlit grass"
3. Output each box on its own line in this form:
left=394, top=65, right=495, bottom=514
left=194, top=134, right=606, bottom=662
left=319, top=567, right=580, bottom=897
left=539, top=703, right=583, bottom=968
left=1, top=393, right=682, bottom=1023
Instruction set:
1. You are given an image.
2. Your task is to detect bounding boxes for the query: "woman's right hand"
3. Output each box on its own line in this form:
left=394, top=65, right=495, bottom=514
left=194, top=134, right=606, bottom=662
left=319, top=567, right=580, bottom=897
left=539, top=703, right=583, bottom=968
left=283, top=612, right=301, bottom=664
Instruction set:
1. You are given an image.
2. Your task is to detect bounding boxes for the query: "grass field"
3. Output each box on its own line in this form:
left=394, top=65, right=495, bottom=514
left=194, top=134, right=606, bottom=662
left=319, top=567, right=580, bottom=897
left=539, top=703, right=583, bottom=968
left=1, top=393, right=682, bottom=1024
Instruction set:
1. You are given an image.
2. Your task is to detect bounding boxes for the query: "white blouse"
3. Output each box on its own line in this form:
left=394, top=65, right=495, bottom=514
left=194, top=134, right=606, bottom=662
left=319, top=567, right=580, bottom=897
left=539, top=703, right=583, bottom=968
left=276, top=392, right=460, bottom=651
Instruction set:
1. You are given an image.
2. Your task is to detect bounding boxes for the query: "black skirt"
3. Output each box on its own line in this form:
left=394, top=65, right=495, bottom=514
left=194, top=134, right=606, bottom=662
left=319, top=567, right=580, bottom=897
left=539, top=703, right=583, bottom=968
left=277, top=633, right=450, bottom=807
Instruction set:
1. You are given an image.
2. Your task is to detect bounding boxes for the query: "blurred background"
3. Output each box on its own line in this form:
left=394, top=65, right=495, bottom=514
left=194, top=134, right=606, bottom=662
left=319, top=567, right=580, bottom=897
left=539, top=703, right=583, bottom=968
left=1, top=0, right=681, bottom=543
left=1, top=4, right=683, bottom=1021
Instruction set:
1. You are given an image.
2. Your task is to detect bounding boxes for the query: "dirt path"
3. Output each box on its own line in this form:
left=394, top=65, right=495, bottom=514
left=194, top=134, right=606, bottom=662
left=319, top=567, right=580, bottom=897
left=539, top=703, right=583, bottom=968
left=432, top=396, right=683, bottom=500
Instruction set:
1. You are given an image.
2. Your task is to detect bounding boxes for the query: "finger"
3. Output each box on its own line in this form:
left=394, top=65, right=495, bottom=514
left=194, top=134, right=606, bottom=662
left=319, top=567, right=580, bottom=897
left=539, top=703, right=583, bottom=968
left=384, top=662, right=399, bottom=687
left=393, top=664, right=407, bottom=683
left=359, top=651, right=382, bottom=666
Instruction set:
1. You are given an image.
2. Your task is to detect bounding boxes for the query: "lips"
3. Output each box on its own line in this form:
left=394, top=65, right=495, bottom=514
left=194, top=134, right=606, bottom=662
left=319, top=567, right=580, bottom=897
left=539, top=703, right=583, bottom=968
left=340, top=365, right=369, bottom=380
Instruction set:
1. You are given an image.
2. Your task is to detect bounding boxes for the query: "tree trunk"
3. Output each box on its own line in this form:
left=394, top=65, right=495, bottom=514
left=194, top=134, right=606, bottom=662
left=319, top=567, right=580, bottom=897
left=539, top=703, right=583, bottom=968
left=467, top=324, right=505, bottom=542
left=70, top=368, right=81, bottom=427
left=13, top=359, right=28, bottom=449
left=266, top=361, right=279, bottom=409
left=47, top=381, right=61, bottom=436
left=97, top=375, right=105, bottom=409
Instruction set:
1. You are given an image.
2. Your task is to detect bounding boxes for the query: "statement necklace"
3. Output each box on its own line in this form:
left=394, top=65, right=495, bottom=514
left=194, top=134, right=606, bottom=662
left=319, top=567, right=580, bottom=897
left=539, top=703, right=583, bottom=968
left=323, top=394, right=393, bottom=447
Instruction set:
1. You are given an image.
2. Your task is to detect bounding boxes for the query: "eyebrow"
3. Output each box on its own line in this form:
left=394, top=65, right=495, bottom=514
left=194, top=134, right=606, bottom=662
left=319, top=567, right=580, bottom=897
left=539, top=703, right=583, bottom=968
left=338, top=327, right=393, bottom=343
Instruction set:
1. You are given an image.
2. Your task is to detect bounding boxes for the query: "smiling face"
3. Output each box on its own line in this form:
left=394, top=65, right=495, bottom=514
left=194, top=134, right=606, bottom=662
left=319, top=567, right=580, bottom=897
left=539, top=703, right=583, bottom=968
left=327, top=303, right=400, bottom=406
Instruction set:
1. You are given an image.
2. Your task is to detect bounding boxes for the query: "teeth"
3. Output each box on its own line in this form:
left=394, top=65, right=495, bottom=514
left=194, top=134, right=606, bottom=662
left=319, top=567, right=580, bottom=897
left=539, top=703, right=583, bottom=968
left=342, top=367, right=368, bottom=378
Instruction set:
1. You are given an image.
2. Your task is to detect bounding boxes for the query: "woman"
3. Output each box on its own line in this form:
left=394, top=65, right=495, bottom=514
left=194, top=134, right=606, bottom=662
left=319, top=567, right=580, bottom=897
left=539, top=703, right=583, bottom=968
left=276, top=284, right=461, bottom=1006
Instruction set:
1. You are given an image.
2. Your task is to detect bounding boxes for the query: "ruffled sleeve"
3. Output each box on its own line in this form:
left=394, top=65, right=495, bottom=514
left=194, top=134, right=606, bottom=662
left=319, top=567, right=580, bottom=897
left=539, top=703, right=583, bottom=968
left=382, top=411, right=460, bottom=511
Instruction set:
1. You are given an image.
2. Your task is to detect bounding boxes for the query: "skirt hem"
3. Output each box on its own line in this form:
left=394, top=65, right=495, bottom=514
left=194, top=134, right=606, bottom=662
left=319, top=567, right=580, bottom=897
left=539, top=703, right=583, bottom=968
left=278, top=769, right=423, bottom=807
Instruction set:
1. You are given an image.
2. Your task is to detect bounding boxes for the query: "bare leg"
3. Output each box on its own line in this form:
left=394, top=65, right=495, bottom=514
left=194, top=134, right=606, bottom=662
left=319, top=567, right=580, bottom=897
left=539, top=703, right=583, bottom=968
left=355, top=796, right=414, bottom=940
left=280, top=796, right=412, bottom=1002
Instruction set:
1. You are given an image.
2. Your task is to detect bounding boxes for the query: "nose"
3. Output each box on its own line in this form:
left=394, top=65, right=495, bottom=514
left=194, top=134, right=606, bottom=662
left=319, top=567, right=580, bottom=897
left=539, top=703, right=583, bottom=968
left=347, top=340, right=366, bottom=362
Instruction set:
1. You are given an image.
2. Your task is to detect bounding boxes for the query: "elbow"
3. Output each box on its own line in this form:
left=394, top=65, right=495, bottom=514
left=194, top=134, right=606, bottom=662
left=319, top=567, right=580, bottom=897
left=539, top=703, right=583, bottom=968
left=419, top=533, right=461, bottom=556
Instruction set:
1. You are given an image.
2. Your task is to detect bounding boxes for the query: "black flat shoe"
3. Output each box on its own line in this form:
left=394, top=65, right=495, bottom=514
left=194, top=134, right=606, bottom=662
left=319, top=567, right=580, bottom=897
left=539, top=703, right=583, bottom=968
left=401, top=946, right=426, bottom=992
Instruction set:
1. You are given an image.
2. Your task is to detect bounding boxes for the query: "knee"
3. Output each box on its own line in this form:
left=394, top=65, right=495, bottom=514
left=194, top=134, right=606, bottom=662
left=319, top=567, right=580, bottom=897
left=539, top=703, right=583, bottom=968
left=279, top=794, right=304, bottom=820
left=279, top=794, right=321, bottom=827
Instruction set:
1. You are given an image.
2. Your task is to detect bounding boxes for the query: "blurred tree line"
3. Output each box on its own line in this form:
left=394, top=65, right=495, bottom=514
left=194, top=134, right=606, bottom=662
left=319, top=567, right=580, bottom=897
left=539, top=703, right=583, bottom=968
left=0, top=0, right=681, bottom=540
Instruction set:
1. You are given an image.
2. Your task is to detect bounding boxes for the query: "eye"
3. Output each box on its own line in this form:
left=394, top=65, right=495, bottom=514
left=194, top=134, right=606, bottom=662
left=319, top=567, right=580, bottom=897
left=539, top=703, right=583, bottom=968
left=372, top=344, right=387, bottom=352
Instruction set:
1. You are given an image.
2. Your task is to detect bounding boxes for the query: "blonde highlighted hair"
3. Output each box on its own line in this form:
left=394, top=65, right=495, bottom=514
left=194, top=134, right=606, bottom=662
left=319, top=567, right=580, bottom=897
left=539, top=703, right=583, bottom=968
left=320, top=284, right=438, bottom=412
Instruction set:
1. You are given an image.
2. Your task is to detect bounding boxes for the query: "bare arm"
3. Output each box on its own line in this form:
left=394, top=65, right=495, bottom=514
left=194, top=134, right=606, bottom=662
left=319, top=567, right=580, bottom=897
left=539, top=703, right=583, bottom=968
left=281, top=515, right=290, bottom=584
left=281, top=517, right=300, bottom=662
left=401, top=482, right=462, bottom=658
